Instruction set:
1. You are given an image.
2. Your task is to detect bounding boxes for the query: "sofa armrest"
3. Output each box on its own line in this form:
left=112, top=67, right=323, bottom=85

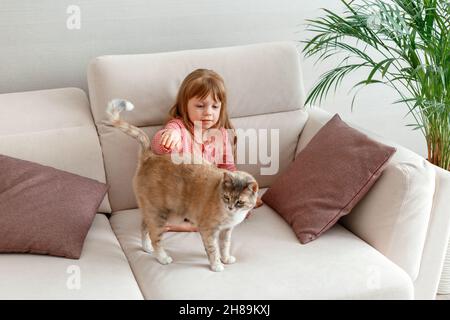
left=413, top=165, right=450, bottom=299
left=297, top=107, right=449, bottom=299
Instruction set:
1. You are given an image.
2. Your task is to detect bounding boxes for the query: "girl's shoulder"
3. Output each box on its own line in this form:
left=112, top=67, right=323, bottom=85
left=166, top=117, right=188, bottom=129
left=217, top=126, right=227, bottom=132
left=218, top=127, right=235, bottom=144
left=219, top=127, right=227, bottom=137
left=218, top=126, right=234, bottom=136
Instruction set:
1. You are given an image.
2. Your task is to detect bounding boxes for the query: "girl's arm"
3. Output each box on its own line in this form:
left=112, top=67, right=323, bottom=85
left=217, top=128, right=237, bottom=171
left=165, top=222, right=198, bottom=232
left=151, top=119, right=184, bottom=154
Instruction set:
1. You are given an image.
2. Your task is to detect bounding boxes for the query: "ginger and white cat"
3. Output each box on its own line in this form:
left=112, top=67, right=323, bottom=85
left=104, top=100, right=258, bottom=272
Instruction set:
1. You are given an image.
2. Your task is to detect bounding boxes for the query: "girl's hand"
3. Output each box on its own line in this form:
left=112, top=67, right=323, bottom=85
left=160, top=128, right=181, bottom=150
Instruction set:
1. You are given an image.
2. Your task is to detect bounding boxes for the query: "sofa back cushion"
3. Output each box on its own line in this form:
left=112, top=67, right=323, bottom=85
left=297, top=108, right=435, bottom=280
left=0, top=88, right=111, bottom=213
left=87, top=41, right=308, bottom=212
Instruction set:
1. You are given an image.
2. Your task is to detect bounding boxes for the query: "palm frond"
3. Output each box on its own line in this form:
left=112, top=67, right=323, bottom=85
left=302, top=0, right=450, bottom=170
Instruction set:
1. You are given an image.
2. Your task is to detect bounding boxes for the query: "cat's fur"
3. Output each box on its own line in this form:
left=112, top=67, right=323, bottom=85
left=104, top=101, right=258, bottom=272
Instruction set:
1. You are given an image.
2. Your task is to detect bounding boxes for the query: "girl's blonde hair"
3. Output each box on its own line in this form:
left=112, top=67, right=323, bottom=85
left=168, top=68, right=237, bottom=161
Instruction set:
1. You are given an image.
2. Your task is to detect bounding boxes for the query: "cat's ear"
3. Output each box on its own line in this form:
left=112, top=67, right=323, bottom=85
left=247, top=181, right=259, bottom=193
left=223, top=172, right=233, bottom=187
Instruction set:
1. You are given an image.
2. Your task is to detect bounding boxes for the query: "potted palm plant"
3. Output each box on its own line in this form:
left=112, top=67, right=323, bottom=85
left=302, top=0, right=450, bottom=171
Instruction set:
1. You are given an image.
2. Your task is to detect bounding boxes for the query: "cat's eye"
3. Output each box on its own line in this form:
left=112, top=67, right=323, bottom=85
left=223, top=196, right=230, bottom=202
left=236, top=200, right=244, bottom=207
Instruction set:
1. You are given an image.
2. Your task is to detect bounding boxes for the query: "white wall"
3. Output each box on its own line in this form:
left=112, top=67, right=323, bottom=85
left=0, top=0, right=427, bottom=156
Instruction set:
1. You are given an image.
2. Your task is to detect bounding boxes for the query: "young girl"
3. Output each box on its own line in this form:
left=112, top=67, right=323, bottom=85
left=151, top=68, right=262, bottom=232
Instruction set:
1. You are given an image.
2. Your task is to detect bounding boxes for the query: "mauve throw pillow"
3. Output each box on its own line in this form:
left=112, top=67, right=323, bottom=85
left=0, top=154, right=108, bottom=259
left=262, top=114, right=396, bottom=244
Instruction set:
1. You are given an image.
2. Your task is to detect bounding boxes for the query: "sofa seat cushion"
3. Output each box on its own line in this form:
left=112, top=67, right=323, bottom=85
left=110, top=190, right=413, bottom=299
left=0, top=214, right=143, bottom=299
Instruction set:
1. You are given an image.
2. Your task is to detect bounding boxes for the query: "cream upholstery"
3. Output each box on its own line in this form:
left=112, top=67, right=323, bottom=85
left=297, top=107, right=447, bottom=298
left=0, top=214, right=143, bottom=300
left=0, top=88, right=111, bottom=214
left=1, top=41, right=450, bottom=300
left=109, top=190, right=413, bottom=300
left=95, top=108, right=309, bottom=211
left=87, top=42, right=306, bottom=126
left=0, top=88, right=139, bottom=299
left=297, top=108, right=436, bottom=280
left=87, top=42, right=308, bottom=212
left=88, top=42, right=450, bottom=299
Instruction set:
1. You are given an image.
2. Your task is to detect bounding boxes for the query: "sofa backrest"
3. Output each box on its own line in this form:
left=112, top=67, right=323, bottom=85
left=87, top=41, right=309, bottom=212
left=0, top=88, right=111, bottom=213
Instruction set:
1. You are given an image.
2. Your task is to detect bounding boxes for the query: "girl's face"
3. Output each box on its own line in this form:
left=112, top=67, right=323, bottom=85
left=187, top=93, right=222, bottom=130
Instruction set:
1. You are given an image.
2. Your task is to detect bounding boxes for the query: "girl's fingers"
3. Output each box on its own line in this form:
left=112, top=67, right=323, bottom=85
left=163, top=135, right=172, bottom=148
left=167, top=139, right=173, bottom=149
left=161, top=133, right=168, bottom=146
left=168, top=135, right=180, bottom=149
left=172, top=137, right=180, bottom=149
left=162, top=130, right=172, bottom=144
left=160, top=130, right=180, bottom=150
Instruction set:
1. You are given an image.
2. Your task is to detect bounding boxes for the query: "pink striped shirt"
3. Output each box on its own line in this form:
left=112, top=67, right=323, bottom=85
left=151, top=118, right=237, bottom=171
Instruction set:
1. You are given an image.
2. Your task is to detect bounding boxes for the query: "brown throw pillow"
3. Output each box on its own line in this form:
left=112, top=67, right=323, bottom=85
left=0, top=154, right=108, bottom=259
left=262, top=114, right=396, bottom=244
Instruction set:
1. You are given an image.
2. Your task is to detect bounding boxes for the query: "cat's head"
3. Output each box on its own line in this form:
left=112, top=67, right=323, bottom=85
left=221, top=171, right=259, bottom=213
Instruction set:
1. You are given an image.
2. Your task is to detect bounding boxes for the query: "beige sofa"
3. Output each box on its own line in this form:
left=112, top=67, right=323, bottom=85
left=1, top=42, right=449, bottom=299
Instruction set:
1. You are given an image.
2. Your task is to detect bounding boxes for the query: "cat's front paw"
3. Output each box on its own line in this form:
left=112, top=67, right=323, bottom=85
left=156, top=255, right=173, bottom=265
left=142, top=238, right=153, bottom=254
left=210, top=263, right=224, bottom=272
left=221, top=255, right=236, bottom=264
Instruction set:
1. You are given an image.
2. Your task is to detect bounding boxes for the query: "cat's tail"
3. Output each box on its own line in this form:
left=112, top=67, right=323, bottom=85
left=103, top=99, right=152, bottom=156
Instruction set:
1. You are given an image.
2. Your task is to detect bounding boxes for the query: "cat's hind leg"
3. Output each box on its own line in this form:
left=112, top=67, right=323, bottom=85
left=141, top=220, right=153, bottom=254
left=146, top=210, right=173, bottom=265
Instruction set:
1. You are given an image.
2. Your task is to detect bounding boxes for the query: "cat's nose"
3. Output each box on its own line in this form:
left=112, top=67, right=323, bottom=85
left=228, top=206, right=233, bottom=210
